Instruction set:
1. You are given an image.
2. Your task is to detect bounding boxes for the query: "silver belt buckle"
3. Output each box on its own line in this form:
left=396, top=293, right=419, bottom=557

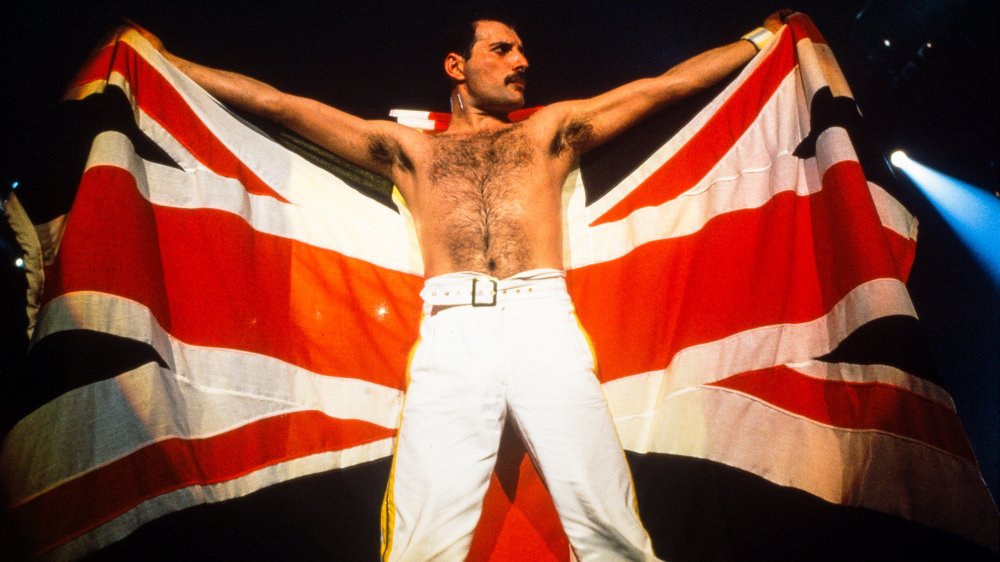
left=471, top=278, right=498, bottom=306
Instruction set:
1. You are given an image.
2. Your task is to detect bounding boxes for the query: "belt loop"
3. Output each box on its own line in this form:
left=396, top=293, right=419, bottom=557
left=471, top=277, right=498, bottom=307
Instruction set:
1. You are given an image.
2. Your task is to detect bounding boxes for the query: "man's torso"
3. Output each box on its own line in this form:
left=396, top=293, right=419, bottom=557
left=383, top=113, right=586, bottom=279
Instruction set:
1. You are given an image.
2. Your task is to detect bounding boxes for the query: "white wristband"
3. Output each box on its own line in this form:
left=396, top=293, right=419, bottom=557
left=741, top=27, right=775, bottom=52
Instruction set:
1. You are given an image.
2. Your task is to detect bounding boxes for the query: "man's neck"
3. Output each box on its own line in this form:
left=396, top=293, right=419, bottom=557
left=446, top=92, right=514, bottom=134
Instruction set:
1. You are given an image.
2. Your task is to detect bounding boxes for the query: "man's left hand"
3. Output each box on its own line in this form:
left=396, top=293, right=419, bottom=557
left=764, top=9, right=795, bottom=33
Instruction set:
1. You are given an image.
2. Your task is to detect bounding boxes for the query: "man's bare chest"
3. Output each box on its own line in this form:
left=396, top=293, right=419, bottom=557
left=427, top=127, right=536, bottom=193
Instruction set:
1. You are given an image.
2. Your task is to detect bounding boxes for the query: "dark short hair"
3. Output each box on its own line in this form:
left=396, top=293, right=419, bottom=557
left=441, top=13, right=517, bottom=60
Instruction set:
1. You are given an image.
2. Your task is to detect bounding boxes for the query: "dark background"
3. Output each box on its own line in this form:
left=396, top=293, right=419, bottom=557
left=2, top=0, right=997, bottom=503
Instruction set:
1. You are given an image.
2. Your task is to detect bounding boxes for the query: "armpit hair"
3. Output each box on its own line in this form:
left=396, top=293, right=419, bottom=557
left=368, top=133, right=414, bottom=172
left=549, top=117, right=595, bottom=156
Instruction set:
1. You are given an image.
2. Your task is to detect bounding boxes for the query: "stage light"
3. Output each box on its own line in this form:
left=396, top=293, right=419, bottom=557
left=11, top=181, right=18, bottom=190
left=15, top=257, right=25, bottom=269
left=892, top=151, right=1000, bottom=288
left=883, top=38, right=892, bottom=47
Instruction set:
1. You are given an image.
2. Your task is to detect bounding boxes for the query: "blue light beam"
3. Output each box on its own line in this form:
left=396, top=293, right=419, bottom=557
left=892, top=151, right=1000, bottom=289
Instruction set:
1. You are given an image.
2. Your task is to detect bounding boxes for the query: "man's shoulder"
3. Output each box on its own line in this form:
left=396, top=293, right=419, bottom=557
left=518, top=102, right=594, bottom=156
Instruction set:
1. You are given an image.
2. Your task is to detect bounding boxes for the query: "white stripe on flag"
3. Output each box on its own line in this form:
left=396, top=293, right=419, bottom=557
left=869, top=181, right=919, bottom=241
left=585, top=27, right=790, bottom=219
left=603, top=277, right=917, bottom=439
left=629, top=384, right=997, bottom=550
left=84, top=130, right=417, bottom=272
left=6, top=291, right=402, bottom=505
left=570, top=71, right=822, bottom=267
left=44, top=439, right=393, bottom=562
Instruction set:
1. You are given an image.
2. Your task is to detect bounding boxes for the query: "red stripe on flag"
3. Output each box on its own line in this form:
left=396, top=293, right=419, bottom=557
left=469, top=431, right=568, bottom=562
left=818, top=165, right=917, bottom=283
left=590, top=31, right=796, bottom=226
left=44, top=165, right=421, bottom=388
left=14, top=410, right=394, bottom=557
left=884, top=226, right=917, bottom=283
left=69, top=42, right=117, bottom=90
left=571, top=160, right=901, bottom=383
left=708, top=365, right=976, bottom=461
left=416, top=107, right=540, bottom=132
left=74, top=38, right=290, bottom=203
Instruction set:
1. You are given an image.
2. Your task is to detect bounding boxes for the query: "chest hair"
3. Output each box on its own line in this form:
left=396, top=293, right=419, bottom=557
left=427, top=127, right=535, bottom=274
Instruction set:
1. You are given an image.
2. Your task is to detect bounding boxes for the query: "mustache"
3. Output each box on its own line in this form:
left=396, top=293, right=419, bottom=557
left=505, top=71, right=528, bottom=86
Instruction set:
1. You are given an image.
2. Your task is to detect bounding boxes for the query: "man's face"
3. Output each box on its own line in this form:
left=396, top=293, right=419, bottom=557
left=462, top=20, right=529, bottom=112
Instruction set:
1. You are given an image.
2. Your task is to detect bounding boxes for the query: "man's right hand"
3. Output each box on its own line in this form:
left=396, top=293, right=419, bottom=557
left=124, top=18, right=167, bottom=54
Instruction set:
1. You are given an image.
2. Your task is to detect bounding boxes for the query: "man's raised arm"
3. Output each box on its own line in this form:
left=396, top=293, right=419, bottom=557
left=544, top=10, right=790, bottom=154
left=132, top=23, right=412, bottom=179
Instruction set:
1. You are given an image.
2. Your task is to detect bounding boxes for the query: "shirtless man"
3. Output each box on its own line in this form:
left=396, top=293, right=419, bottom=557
left=139, top=11, right=786, bottom=561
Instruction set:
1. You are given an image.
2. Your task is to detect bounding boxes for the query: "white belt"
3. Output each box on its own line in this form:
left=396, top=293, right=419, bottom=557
left=421, top=269, right=566, bottom=307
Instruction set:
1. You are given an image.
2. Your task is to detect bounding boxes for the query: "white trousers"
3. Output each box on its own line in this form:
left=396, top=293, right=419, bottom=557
left=382, top=270, right=659, bottom=561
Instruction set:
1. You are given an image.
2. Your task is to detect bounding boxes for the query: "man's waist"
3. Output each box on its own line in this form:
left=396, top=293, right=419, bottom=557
left=421, top=268, right=567, bottom=307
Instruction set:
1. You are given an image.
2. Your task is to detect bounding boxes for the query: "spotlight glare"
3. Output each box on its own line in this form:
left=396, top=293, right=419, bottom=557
left=883, top=38, right=892, bottom=47
left=11, top=181, right=18, bottom=190
left=894, top=154, right=1000, bottom=288
left=15, top=257, right=25, bottom=269
left=890, top=150, right=909, bottom=167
